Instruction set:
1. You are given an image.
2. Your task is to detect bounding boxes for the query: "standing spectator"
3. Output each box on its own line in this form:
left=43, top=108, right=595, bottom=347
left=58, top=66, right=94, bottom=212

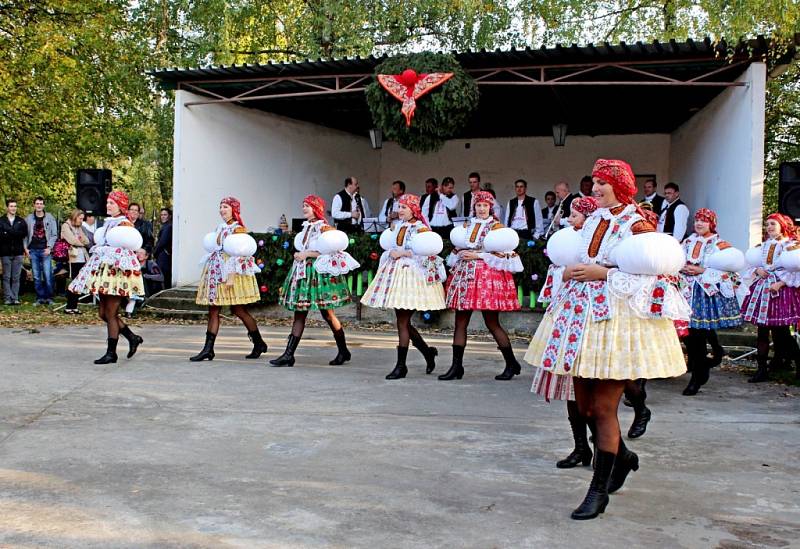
left=128, top=203, right=154, bottom=253
left=463, top=172, right=481, bottom=217
left=379, top=181, right=405, bottom=228
left=61, top=209, right=90, bottom=314
left=137, top=248, right=164, bottom=297
left=420, top=177, right=438, bottom=206
left=82, top=213, right=102, bottom=247
left=504, top=179, right=543, bottom=240
left=331, top=177, right=366, bottom=234
left=554, top=181, right=578, bottom=229
left=641, top=178, right=666, bottom=216
left=658, top=182, right=690, bottom=241
left=153, top=207, right=173, bottom=289
left=578, top=175, right=593, bottom=198
left=422, top=177, right=459, bottom=238
left=0, top=199, right=27, bottom=305
left=24, top=196, right=57, bottom=305
left=542, top=191, right=558, bottom=227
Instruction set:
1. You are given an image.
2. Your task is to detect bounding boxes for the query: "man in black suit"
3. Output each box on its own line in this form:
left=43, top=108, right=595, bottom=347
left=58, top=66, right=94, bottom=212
left=641, top=178, right=666, bottom=216
left=462, top=172, right=481, bottom=217
left=542, top=191, right=558, bottom=228
left=504, top=179, right=542, bottom=240
left=553, top=181, right=577, bottom=229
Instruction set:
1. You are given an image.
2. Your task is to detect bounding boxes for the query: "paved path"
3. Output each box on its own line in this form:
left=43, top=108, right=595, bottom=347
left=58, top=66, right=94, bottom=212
left=0, top=325, right=798, bottom=548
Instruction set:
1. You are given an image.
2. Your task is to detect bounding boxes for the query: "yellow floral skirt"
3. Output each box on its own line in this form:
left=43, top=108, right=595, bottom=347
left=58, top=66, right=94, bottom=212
left=195, top=267, right=260, bottom=306
left=69, top=262, right=144, bottom=298
left=525, top=294, right=686, bottom=380
left=362, top=260, right=445, bottom=311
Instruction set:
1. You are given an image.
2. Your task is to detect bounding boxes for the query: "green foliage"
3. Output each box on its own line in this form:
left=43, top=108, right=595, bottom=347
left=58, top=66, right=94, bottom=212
left=365, top=53, right=480, bottom=153
left=250, top=230, right=550, bottom=305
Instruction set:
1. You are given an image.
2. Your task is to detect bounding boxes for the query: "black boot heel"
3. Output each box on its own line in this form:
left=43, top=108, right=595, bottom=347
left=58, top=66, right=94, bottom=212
left=94, top=338, right=119, bottom=364
left=190, top=332, right=216, bottom=362
left=270, top=334, right=300, bottom=367
left=329, top=328, right=351, bottom=365
left=120, top=326, right=143, bottom=359
left=245, top=330, right=268, bottom=359
left=571, top=450, right=615, bottom=520
left=386, top=346, right=408, bottom=379
left=438, top=345, right=464, bottom=380
left=557, top=418, right=593, bottom=468
left=608, top=444, right=639, bottom=494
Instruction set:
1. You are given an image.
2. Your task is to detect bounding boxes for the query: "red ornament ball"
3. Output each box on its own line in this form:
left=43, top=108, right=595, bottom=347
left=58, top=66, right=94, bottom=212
left=369, top=252, right=379, bottom=260
left=260, top=285, right=268, bottom=293
left=398, top=69, right=418, bottom=86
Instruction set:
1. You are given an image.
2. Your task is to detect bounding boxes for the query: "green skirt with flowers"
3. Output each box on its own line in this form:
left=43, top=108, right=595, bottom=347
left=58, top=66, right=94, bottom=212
left=279, top=259, right=351, bottom=311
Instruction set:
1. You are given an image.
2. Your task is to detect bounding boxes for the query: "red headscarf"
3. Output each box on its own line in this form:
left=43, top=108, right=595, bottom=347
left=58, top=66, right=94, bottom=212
left=108, top=190, right=129, bottom=214
left=571, top=196, right=599, bottom=216
left=220, top=196, right=245, bottom=227
left=471, top=190, right=496, bottom=218
left=303, top=195, right=327, bottom=222
left=591, top=158, right=658, bottom=226
left=694, top=208, right=717, bottom=233
left=767, top=213, right=797, bottom=239
left=398, top=193, right=429, bottom=228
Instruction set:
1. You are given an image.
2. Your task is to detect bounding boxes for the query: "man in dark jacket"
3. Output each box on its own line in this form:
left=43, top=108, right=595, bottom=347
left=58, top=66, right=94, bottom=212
left=153, top=208, right=173, bottom=289
left=1, top=199, right=27, bottom=305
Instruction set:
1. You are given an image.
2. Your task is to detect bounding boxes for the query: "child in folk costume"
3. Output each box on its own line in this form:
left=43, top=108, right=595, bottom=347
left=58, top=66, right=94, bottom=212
left=190, top=197, right=267, bottom=362
left=526, top=159, right=689, bottom=520
left=679, top=208, right=746, bottom=395
left=361, top=194, right=446, bottom=379
left=442, top=190, right=523, bottom=380
left=526, top=196, right=598, bottom=468
left=270, top=195, right=359, bottom=367
left=740, top=213, right=800, bottom=382
left=68, top=191, right=145, bottom=364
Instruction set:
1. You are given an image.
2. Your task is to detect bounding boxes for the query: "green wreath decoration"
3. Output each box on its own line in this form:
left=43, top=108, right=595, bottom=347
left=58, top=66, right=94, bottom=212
left=365, top=52, right=480, bottom=154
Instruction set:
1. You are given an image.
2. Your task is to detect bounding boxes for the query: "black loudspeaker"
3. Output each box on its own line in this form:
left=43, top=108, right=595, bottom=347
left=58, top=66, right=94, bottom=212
left=76, top=169, right=112, bottom=215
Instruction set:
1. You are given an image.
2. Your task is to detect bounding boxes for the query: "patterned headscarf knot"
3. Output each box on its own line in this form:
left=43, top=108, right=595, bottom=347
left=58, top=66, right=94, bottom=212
left=398, top=193, right=429, bottom=228
left=303, top=195, right=327, bottom=222
left=694, top=208, right=717, bottom=233
left=107, top=190, right=129, bottom=214
left=220, top=196, right=245, bottom=227
left=571, top=196, right=599, bottom=217
left=767, top=213, right=797, bottom=239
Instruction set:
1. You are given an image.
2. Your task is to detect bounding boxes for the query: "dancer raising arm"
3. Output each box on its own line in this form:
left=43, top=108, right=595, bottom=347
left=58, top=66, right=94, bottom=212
left=361, top=194, right=445, bottom=379
left=270, top=195, right=359, bottom=367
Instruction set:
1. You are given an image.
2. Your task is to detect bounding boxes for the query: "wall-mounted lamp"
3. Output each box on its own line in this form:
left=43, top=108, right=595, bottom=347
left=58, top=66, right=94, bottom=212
left=369, top=128, right=383, bottom=149
left=552, top=123, right=568, bottom=147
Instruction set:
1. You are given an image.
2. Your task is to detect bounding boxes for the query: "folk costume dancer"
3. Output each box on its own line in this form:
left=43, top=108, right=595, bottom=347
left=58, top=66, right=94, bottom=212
left=526, top=159, right=689, bottom=520
left=443, top=191, right=523, bottom=380
left=527, top=196, right=598, bottom=468
left=271, top=195, right=359, bottom=367
left=741, top=213, right=800, bottom=382
left=190, top=197, right=266, bottom=362
left=361, top=194, right=446, bottom=379
left=679, top=208, right=746, bottom=395
left=68, top=191, right=144, bottom=364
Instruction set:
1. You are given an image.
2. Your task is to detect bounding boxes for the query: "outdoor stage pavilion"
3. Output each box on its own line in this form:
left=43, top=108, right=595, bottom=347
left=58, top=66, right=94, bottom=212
left=151, top=37, right=798, bottom=286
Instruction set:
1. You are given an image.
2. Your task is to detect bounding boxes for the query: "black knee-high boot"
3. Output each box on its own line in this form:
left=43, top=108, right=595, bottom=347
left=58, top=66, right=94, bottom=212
left=329, top=328, right=351, bottom=365
left=571, top=450, right=615, bottom=520
left=495, top=345, right=521, bottom=380
left=409, top=329, right=437, bottom=374
left=94, top=338, right=118, bottom=364
left=707, top=329, right=725, bottom=367
left=557, top=417, right=593, bottom=468
left=608, top=439, right=639, bottom=493
left=119, top=325, right=143, bottom=359
left=270, top=334, right=300, bottom=367
left=683, top=330, right=710, bottom=396
left=190, top=331, right=216, bottom=362
left=438, top=345, right=464, bottom=380
left=386, top=346, right=409, bottom=379
left=245, top=329, right=268, bottom=359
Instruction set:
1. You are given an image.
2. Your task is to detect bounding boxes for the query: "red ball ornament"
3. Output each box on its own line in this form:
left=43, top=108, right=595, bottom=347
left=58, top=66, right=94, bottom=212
left=260, top=285, right=268, bottom=293
left=398, top=68, right=418, bottom=86
left=369, top=252, right=379, bottom=260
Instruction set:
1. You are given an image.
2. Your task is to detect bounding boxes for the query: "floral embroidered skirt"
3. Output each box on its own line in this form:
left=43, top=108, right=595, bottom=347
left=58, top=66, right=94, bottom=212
left=689, top=284, right=742, bottom=329
left=195, top=266, right=259, bottom=306
left=530, top=368, right=575, bottom=401
left=279, top=261, right=351, bottom=311
left=362, top=258, right=445, bottom=311
left=525, top=294, right=686, bottom=380
left=741, top=280, right=800, bottom=326
left=68, top=254, right=144, bottom=298
left=445, top=260, right=520, bottom=311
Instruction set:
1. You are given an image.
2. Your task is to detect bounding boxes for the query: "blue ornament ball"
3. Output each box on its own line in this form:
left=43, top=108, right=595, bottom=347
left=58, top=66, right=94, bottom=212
left=526, top=240, right=535, bottom=247
left=370, top=233, right=378, bottom=240
left=282, top=241, right=290, bottom=249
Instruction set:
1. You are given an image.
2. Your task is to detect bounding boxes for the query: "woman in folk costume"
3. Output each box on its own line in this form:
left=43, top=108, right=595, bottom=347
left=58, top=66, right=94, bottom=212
left=442, top=190, right=523, bottom=380
left=527, top=159, right=689, bottom=520
left=190, top=197, right=267, bottom=362
left=68, top=191, right=145, bottom=364
left=526, top=196, right=598, bottom=468
left=740, top=213, right=800, bottom=382
left=679, top=208, right=747, bottom=395
left=361, top=194, right=446, bottom=379
left=270, top=195, right=359, bottom=367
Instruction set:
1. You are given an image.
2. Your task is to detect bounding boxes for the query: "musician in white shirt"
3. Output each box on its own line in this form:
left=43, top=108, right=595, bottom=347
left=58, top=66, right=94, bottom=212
left=422, top=176, right=460, bottom=238
left=504, top=179, right=543, bottom=240
left=378, top=180, right=405, bottom=228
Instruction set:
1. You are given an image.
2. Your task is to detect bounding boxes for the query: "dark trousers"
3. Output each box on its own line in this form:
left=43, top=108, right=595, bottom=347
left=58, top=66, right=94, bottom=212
left=156, top=252, right=172, bottom=289
left=513, top=228, right=533, bottom=241
left=431, top=225, right=453, bottom=239
left=29, top=248, right=54, bottom=302
left=1, top=255, right=23, bottom=303
left=336, top=222, right=363, bottom=235
left=66, top=262, right=85, bottom=309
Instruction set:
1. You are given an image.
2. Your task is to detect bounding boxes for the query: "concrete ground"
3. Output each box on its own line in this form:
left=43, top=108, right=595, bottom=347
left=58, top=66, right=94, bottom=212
left=0, top=324, right=798, bottom=549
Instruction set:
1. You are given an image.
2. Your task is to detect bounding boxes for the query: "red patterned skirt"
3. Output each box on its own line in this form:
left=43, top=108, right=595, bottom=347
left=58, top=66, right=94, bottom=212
left=445, top=259, right=520, bottom=311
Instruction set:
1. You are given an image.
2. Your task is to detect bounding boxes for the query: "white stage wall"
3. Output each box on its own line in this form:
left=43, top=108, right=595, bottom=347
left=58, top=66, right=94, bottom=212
left=669, top=63, right=767, bottom=248
left=172, top=90, right=380, bottom=284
